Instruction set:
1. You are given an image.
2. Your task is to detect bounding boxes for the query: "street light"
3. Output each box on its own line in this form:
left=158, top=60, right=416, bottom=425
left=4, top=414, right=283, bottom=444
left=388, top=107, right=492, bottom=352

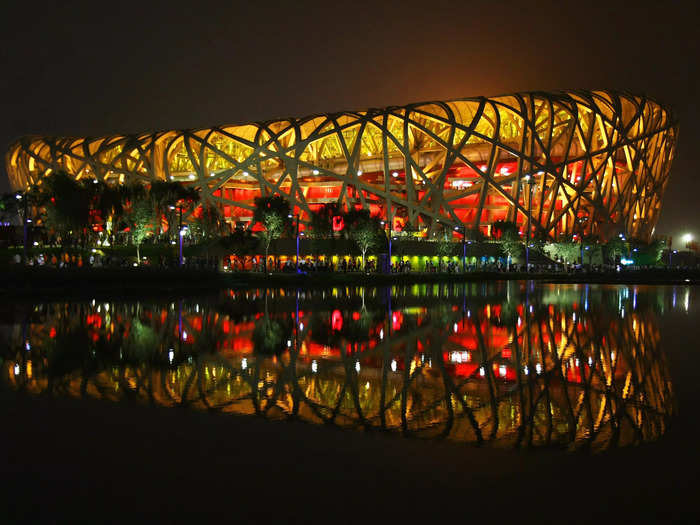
left=522, top=175, right=533, bottom=271
left=576, top=216, right=589, bottom=267
left=169, top=204, right=185, bottom=267
left=16, top=193, right=29, bottom=264
left=380, top=220, right=391, bottom=273
left=683, top=233, right=693, bottom=249
left=288, top=213, right=300, bottom=272
left=454, top=225, right=467, bottom=273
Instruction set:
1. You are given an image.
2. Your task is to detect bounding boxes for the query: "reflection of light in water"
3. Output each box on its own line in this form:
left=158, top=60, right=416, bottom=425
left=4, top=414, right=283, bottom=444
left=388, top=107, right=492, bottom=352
left=299, top=323, right=304, bottom=331
left=25, top=341, right=30, bottom=351
left=685, top=289, right=690, bottom=312
left=4, top=285, right=675, bottom=451
left=182, top=331, right=187, bottom=340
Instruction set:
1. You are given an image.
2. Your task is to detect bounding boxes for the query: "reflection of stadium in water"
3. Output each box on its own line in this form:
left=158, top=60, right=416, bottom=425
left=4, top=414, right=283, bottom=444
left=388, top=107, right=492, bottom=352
left=2, top=283, right=681, bottom=450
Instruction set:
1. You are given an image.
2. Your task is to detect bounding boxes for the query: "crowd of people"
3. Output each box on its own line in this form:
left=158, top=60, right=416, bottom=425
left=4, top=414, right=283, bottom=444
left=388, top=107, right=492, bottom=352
left=10, top=252, right=220, bottom=270
left=9, top=251, right=693, bottom=274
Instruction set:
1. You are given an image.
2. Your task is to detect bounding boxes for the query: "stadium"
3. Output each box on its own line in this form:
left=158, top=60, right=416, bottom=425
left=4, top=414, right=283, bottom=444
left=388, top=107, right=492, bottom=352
left=5, top=90, right=677, bottom=241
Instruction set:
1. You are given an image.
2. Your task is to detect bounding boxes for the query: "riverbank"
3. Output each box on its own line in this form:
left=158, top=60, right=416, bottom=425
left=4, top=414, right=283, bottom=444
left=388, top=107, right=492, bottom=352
left=0, top=265, right=698, bottom=299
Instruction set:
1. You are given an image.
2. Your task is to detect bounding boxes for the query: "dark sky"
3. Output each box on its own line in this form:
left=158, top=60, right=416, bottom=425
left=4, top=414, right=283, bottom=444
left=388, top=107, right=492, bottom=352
left=1, top=0, right=698, bottom=242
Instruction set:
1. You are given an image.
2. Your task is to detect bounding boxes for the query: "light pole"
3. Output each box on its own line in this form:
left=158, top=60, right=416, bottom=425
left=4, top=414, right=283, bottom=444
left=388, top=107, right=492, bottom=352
left=576, top=216, right=588, bottom=268
left=170, top=205, right=185, bottom=267
left=454, top=225, right=467, bottom=273
left=16, top=193, right=29, bottom=264
left=522, top=175, right=533, bottom=272
left=381, top=220, right=391, bottom=273
left=288, top=213, right=300, bottom=272
left=683, top=233, right=693, bottom=249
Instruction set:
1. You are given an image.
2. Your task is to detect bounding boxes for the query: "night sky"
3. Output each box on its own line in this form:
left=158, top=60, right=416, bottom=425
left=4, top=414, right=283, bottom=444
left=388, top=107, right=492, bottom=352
left=1, top=1, right=698, bottom=243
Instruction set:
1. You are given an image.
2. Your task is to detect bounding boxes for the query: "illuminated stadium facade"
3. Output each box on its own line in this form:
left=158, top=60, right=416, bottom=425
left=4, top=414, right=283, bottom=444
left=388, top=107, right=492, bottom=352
left=5, top=90, right=677, bottom=240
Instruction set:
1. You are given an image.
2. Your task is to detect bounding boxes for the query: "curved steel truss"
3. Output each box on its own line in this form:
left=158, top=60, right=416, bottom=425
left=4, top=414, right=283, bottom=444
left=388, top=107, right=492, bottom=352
left=5, top=90, right=677, bottom=240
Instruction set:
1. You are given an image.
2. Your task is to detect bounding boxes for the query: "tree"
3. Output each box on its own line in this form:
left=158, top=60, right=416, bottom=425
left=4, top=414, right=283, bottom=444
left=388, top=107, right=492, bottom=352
left=491, top=220, right=519, bottom=240
left=604, top=237, right=627, bottom=265
left=492, top=220, right=523, bottom=263
left=149, top=181, right=199, bottom=239
left=89, top=181, right=123, bottom=244
left=34, top=172, right=91, bottom=247
left=190, top=204, right=227, bottom=242
left=0, top=192, right=21, bottom=223
left=309, top=203, right=340, bottom=239
left=398, top=221, right=418, bottom=238
left=437, top=233, right=455, bottom=268
left=253, top=195, right=291, bottom=272
left=345, top=209, right=381, bottom=270
left=122, top=184, right=156, bottom=262
left=221, top=227, right=258, bottom=270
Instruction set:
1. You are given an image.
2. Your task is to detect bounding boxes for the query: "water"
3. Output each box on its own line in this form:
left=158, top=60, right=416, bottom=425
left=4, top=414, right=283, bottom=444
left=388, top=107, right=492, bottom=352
left=1, top=282, right=693, bottom=451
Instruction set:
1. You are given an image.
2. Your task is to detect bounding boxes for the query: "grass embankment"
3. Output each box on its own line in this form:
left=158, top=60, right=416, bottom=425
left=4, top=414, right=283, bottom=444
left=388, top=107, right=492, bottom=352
left=0, top=265, right=697, bottom=299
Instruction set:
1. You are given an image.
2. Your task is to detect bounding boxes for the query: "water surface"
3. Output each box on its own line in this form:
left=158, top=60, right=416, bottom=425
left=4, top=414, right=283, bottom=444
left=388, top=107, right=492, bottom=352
left=2, top=282, right=692, bottom=451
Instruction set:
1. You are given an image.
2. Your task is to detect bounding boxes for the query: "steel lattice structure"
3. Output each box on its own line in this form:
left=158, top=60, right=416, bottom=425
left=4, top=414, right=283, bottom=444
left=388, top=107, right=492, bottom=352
left=5, top=90, right=677, bottom=240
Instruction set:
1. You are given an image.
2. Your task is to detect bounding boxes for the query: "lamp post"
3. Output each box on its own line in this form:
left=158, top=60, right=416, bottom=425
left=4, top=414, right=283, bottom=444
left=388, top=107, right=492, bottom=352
left=683, top=233, right=693, bottom=249
left=16, top=193, right=29, bottom=264
left=454, top=225, right=467, bottom=273
left=522, top=175, right=533, bottom=272
left=381, top=220, right=391, bottom=273
left=288, top=213, right=300, bottom=272
left=576, top=216, right=588, bottom=268
left=169, top=205, right=185, bottom=267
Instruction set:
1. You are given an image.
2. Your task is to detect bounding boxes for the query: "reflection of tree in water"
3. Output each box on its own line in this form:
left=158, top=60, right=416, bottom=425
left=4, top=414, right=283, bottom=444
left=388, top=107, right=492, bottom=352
left=1, top=285, right=676, bottom=450
left=252, top=292, right=294, bottom=356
